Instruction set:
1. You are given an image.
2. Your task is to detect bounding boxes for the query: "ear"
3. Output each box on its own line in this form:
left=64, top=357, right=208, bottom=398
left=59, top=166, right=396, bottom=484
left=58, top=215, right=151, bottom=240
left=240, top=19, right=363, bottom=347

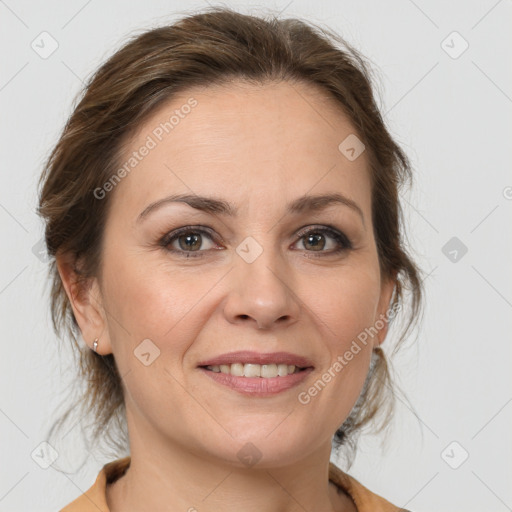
left=372, top=272, right=398, bottom=348
left=56, top=252, right=113, bottom=355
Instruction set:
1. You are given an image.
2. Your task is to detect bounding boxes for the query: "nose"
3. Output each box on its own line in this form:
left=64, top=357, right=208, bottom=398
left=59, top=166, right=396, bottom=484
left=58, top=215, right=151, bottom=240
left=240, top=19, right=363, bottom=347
left=222, top=247, right=301, bottom=330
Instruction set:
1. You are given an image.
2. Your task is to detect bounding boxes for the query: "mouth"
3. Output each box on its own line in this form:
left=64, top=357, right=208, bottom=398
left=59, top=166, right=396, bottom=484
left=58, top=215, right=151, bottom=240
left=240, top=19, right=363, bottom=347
left=196, top=351, right=314, bottom=396
left=197, top=350, right=314, bottom=370
left=199, top=363, right=310, bottom=378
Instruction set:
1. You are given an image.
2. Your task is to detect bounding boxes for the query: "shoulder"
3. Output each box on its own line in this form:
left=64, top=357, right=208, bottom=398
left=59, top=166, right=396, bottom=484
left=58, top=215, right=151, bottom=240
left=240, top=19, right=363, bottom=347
left=59, top=457, right=131, bottom=512
left=328, top=461, right=411, bottom=512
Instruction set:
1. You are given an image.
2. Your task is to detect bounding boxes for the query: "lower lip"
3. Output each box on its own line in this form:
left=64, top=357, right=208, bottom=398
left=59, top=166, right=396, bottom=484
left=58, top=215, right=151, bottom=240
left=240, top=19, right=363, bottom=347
left=198, top=367, right=313, bottom=396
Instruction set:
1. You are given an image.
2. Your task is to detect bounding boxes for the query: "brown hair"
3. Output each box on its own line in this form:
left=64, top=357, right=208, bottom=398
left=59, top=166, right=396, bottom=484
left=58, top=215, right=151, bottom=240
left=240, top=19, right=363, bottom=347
left=37, top=6, right=423, bottom=466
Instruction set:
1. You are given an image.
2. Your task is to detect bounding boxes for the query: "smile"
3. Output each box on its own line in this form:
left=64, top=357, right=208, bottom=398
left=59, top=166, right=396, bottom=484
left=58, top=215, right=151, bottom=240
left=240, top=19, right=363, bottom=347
left=199, top=365, right=313, bottom=396
left=203, top=363, right=304, bottom=378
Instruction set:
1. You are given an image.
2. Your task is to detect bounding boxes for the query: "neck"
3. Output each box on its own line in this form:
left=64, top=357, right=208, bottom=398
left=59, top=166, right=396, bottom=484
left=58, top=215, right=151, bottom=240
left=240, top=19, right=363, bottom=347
left=105, top=414, right=355, bottom=512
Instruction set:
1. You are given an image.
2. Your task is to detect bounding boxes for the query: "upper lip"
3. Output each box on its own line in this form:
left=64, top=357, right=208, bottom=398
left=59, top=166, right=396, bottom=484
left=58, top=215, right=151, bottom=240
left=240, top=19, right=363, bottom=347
left=197, top=351, right=314, bottom=368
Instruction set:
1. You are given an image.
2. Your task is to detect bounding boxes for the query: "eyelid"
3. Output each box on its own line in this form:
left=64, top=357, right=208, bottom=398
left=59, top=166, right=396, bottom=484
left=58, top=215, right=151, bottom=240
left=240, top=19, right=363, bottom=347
left=295, top=224, right=346, bottom=239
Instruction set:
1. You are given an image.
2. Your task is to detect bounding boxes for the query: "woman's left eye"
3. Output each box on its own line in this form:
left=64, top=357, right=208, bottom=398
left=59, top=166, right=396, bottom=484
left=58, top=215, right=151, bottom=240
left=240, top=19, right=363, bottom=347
left=160, top=225, right=352, bottom=258
left=293, top=226, right=352, bottom=255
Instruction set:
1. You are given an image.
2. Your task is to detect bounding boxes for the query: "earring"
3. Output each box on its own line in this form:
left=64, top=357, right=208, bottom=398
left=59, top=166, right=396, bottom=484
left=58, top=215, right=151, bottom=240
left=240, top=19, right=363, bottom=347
left=93, top=338, right=99, bottom=353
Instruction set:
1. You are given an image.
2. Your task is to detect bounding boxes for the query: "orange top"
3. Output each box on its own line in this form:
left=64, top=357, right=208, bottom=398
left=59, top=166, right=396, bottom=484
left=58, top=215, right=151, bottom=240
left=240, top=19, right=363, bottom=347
left=59, top=456, right=408, bottom=512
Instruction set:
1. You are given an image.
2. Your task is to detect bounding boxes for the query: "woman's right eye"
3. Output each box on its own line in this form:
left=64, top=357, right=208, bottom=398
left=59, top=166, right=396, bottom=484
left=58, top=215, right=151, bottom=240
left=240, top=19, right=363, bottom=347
left=160, top=226, right=220, bottom=258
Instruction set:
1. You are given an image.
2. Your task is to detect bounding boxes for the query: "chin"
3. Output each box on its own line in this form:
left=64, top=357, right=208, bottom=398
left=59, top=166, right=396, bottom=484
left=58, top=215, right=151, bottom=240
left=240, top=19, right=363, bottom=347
left=208, top=427, right=316, bottom=469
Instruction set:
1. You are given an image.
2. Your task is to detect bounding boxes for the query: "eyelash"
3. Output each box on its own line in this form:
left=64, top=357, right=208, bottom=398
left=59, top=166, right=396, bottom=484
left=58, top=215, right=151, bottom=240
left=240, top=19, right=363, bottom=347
left=159, top=224, right=353, bottom=259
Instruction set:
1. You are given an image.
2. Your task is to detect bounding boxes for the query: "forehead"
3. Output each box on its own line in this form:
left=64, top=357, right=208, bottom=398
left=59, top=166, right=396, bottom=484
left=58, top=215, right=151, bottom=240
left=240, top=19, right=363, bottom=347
left=149, top=79, right=361, bottom=155
left=112, top=80, right=371, bottom=217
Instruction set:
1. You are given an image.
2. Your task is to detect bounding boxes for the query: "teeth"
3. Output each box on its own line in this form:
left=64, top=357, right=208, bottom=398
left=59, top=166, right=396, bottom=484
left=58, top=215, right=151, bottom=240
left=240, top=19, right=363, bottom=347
left=206, top=363, right=301, bottom=377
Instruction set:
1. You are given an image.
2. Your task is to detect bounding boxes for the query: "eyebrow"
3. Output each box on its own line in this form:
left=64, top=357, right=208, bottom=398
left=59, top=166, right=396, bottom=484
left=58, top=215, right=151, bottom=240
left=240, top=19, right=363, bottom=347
left=137, top=192, right=365, bottom=226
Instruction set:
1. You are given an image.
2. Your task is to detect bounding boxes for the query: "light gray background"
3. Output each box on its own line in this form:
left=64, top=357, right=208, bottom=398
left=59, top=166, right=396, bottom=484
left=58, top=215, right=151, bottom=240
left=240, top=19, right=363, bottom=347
left=1, top=1, right=511, bottom=511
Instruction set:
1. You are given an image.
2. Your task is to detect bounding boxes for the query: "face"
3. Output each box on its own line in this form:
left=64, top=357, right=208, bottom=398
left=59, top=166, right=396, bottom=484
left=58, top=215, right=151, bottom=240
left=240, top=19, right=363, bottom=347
left=62, top=80, right=395, bottom=468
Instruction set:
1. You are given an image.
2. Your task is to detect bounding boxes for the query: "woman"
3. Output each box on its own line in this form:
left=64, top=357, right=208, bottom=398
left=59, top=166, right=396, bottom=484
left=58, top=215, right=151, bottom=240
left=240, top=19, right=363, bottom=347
left=38, top=6, right=422, bottom=511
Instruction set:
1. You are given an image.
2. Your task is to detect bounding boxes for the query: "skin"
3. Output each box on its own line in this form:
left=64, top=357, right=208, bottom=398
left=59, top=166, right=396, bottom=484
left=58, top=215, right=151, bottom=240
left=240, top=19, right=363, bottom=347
left=58, top=79, right=395, bottom=512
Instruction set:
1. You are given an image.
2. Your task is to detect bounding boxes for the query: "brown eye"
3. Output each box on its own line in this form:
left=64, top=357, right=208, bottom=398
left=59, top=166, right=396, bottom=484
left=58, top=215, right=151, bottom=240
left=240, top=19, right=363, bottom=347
left=177, top=232, right=203, bottom=251
left=302, top=232, right=327, bottom=251
left=161, top=226, right=220, bottom=258
left=294, top=226, right=352, bottom=255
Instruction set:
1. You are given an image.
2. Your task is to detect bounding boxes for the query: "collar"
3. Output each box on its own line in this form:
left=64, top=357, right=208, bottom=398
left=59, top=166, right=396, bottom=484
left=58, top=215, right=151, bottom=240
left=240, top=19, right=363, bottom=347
left=60, top=456, right=404, bottom=512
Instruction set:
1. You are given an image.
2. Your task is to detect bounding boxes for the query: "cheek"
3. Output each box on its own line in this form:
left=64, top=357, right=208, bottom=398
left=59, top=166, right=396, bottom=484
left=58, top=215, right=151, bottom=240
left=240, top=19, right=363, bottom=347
left=100, top=256, right=211, bottom=418
left=305, top=265, right=381, bottom=394
left=307, top=265, right=381, bottom=345
left=103, top=252, right=215, bottom=338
